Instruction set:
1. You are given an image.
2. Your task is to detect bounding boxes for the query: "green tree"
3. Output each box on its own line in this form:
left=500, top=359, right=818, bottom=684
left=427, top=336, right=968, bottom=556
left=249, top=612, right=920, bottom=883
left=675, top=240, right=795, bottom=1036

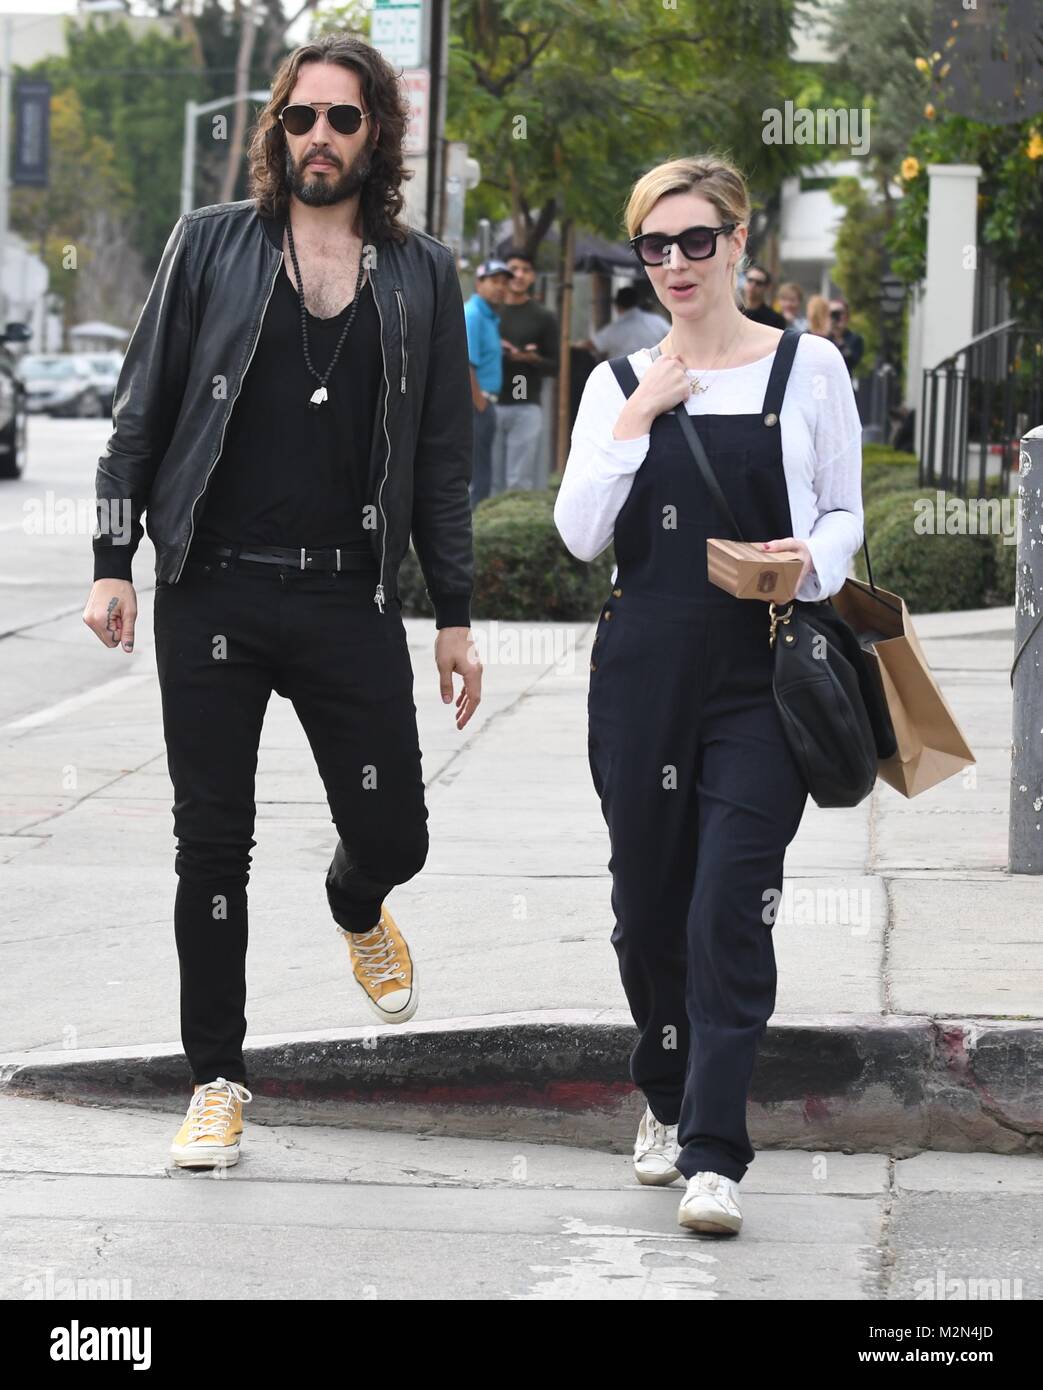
left=446, top=0, right=810, bottom=258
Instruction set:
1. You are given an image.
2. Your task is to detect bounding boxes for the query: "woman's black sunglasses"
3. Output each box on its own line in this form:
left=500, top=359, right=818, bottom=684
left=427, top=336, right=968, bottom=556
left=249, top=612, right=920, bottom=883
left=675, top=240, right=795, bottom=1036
left=629, top=223, right=737, bottom=267
left=278, top=102, right=371, bottom=137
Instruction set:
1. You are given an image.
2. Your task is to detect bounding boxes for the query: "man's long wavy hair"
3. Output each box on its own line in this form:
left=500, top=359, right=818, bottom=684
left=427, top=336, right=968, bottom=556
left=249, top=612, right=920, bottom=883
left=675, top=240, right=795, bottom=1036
left=247, top=33, right=413, bottom=245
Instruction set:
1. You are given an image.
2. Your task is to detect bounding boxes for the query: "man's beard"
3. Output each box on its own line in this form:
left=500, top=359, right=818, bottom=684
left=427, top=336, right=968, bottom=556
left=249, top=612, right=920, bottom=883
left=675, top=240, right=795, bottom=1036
left=286, top=143, right=372, bottom=207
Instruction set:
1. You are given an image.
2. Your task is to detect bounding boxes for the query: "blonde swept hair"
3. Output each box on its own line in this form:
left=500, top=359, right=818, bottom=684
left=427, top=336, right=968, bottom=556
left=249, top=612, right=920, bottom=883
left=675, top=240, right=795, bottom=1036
left=806, top=294, right=831, bottom=335
left=623, top=154, right=753, bottom=295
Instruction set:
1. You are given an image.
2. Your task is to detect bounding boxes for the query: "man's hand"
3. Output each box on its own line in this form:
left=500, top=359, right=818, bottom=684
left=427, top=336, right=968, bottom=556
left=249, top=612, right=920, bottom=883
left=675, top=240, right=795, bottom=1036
left=435, top=626, right=483, bottom=730
left=758, top=538, right=813, bottom=587
left=83, top=579, right=138, bottom=651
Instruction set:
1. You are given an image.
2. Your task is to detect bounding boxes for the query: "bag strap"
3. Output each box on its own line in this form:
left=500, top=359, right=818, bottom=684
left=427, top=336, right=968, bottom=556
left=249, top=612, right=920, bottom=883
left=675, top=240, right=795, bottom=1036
left=673, top=407, right=747, bottom=541
left=761, top=327, right=803, bottom=419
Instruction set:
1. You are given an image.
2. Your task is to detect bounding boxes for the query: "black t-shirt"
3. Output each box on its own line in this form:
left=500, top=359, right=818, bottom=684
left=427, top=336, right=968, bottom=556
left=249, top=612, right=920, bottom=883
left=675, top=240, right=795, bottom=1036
left=195, top=261, right=381, bottom=551
left=743, top=302, right=787, bottom=330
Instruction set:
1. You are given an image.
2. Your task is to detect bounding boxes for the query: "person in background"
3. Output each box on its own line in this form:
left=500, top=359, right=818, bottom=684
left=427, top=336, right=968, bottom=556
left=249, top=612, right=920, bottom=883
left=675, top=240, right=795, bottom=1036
left=829, top=298, right=865, bottom=377
left=463, top=258, right=512, bottom=507
left=741, top=263, right=786, bottom=329
left=806, top=294, right=831, bottom=336
left=777, top=281, right=808, bottom=332
left=577, top=284, right=671, bottom=362
left=492, top=249, right=559, bottom=493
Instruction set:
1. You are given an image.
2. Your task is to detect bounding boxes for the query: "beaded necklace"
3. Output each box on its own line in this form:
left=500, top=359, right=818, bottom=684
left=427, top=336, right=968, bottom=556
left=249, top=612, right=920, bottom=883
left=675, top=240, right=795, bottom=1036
left=285, top=214, right=367, bottom=409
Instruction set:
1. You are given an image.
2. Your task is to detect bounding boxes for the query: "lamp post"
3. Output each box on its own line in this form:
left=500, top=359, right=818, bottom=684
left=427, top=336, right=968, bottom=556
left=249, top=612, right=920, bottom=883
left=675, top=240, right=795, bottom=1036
left=877, top=271, right=907, bottom=424
left=181, top=91, right=271, bottom=216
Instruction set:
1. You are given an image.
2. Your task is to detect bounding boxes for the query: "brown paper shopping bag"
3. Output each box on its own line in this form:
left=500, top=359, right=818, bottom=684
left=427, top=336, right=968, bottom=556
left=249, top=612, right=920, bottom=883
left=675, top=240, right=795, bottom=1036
left=830, top=577, right=975, bottom=797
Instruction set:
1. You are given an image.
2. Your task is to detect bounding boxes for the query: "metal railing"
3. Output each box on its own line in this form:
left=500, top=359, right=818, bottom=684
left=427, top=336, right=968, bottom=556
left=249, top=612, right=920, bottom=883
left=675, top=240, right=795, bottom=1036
left=920, top=320, right=1043, bottom=496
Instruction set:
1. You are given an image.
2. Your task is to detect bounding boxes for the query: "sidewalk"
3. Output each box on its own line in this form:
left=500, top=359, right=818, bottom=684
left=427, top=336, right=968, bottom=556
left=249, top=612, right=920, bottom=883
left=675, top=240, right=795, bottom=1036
left=1, top=585, right=1039, bottom=1155
left=1, top=1092, right=1038, bottom=1300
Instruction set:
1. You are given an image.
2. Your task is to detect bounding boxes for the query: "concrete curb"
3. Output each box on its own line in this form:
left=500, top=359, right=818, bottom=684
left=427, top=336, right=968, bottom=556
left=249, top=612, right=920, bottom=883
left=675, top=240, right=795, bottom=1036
left=2, top=1011, right=1041, bottom=1156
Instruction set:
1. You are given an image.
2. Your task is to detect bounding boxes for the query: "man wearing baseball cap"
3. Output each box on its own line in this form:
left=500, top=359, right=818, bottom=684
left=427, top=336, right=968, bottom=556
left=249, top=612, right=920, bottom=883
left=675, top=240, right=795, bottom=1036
left=464, top=258, right=512, bottom=507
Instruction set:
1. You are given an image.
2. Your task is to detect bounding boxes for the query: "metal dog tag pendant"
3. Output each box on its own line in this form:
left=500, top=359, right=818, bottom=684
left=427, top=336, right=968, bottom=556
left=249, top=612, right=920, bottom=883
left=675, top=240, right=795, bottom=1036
left=309, top=386, right=328, bottom=406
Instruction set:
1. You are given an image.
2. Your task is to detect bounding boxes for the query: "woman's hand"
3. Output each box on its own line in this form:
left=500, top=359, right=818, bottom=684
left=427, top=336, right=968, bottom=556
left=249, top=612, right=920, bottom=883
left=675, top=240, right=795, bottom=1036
left=634, top=352, right=694, bottom=417
left=613, top=354, right=692, bottom=439
left=758, top=537, right=814, bottom=587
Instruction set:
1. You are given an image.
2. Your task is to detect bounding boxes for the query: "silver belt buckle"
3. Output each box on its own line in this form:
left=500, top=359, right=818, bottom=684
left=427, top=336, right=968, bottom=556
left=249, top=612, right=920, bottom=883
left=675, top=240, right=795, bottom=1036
left=336, top=548, right=341, bottom=573
left=300, top=547, right=307, bottom=569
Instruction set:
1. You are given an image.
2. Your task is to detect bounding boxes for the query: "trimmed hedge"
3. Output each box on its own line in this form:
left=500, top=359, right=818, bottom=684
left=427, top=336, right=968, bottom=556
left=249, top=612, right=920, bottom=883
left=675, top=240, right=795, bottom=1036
left=862, top=464, right=920, bottom=501
left=398, top=488, right=613, bottom=621
left=859, top=505, right=990, bottom=610
left=991, top=527, right=1018, bottom=605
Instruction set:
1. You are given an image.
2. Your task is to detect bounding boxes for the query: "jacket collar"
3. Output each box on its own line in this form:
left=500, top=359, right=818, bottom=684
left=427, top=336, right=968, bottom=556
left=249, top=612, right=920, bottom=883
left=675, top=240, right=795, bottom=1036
left=258, top=204, right=383, bottom=262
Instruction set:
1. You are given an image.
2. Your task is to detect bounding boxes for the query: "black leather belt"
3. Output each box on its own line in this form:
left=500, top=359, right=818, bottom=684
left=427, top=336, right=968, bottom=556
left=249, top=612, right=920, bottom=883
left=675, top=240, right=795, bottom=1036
left=192, top=542, right=376, bottom=573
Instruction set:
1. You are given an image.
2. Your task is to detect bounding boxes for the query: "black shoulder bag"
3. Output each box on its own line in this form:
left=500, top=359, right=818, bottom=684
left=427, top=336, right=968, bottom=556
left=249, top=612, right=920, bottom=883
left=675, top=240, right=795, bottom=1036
left=672, top=405, right=898, bottom=809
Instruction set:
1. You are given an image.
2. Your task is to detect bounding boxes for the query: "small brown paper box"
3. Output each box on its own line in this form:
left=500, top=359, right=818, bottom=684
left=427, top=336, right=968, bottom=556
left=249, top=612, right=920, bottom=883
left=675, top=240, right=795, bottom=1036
left=830, top=577, right=975, bottom=798
left=707, top=537, right=803, bottom=603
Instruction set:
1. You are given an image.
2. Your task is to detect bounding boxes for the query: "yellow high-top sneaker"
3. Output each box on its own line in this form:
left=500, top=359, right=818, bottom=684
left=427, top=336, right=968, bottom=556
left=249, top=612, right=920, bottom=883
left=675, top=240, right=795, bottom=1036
left=338, top=904, right=418, bottom=1024
left=169, top=1077, right=253, bottom=1169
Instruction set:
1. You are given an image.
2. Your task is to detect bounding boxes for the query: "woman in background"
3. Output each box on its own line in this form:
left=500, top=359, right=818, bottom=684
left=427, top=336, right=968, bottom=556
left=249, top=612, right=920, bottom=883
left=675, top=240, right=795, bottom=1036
left=778, top=280, right=809, bottom=332
left=806, top=293, right=831, bottom=336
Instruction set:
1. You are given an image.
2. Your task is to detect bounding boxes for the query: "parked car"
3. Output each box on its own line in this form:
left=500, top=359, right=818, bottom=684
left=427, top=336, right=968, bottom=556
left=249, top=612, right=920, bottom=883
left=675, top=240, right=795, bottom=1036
left=74, top=351, right=123, bottom=415
left=0, top=321, right=30, bottom=480
left=18, top=353, right=104, bottom=419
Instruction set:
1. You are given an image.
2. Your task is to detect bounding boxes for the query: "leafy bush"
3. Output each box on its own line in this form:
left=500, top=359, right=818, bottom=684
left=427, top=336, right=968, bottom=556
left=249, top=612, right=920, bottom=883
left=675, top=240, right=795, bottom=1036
left=862, top=445, right=919, bottom=468
left=990, top=527, right=1018, bottom=605
left=397, top=488, right=614, bottom=621
left=860, top=488, right=934, bottom=549
left=862, top=464, right=921, bottom=502
left=860, top=507, right=990, bottom=611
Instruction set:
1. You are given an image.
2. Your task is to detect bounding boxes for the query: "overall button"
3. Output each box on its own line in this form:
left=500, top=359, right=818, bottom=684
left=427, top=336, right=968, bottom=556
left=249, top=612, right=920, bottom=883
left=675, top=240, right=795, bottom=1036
left=764, top=411, right=778, bottom=426
left=603, top=610, right=612, bottom=621
left=612, top=587, right=622, bottom=597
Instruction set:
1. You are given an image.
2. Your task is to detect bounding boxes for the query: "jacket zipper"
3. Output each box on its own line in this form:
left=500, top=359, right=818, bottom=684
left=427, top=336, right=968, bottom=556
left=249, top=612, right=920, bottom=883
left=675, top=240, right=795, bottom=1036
left=369, top=264, right=393, bottom=613
left=175, top=256, right=282, bottom=582
left=394, top=286, right=408, bottom=394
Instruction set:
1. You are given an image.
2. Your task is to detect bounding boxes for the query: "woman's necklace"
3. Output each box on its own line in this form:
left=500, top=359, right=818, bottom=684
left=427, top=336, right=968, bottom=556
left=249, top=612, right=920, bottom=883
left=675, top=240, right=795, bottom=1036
left=658, top=316, right=748, bottom=397
left=285, top=215, right=367, bottom=409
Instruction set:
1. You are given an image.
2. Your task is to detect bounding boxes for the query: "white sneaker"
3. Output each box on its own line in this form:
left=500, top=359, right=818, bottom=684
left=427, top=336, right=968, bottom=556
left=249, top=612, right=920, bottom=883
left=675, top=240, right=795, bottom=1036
left=633, top=1104, right=681, bottom=1185
left=677, top=1170, right=743, bottom=1235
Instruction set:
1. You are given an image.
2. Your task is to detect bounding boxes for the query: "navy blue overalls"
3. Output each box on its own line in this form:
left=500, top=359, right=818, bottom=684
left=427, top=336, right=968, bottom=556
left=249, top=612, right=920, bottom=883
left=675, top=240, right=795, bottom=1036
left=589, top=328, right=810, bottom=1184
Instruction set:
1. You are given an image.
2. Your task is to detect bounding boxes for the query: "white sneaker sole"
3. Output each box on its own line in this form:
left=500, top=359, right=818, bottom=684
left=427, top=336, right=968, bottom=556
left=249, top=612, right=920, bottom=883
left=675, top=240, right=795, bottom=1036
left=634, top=1162, right=682, bottom=1186
left=355, top=959, right=419, bottom=1025
left=678, top=1202, right=741, bottom=1235
left=170, top=1142, right=241, bottom=1169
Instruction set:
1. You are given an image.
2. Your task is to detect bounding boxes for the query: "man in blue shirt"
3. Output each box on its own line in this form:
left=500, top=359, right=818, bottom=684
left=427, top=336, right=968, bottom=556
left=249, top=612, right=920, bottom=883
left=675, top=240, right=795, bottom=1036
left=463, top=259, right=512, bottom=507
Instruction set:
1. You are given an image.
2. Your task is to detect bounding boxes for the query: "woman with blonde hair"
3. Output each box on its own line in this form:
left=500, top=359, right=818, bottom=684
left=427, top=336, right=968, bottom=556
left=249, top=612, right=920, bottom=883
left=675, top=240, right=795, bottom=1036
left=555, top=154, right=863, bottom=1237
left=777, top=280, right=808, bottom=332
left=806, top=293, right=831, bottom=336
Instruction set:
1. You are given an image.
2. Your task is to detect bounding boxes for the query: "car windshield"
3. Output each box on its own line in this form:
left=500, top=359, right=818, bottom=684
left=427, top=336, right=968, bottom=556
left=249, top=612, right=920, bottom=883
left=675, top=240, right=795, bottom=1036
left=21, top=358, right=83, bottom=378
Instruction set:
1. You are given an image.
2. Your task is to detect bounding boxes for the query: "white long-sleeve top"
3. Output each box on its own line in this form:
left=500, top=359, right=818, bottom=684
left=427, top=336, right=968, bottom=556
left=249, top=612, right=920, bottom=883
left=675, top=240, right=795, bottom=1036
left=554, top=332, right=864, bottom=601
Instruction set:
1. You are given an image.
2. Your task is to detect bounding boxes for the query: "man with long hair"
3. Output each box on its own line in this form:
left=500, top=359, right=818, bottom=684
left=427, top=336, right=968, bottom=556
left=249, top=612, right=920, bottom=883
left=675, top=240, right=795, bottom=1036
left=82, top=33, right=482, bottom=1168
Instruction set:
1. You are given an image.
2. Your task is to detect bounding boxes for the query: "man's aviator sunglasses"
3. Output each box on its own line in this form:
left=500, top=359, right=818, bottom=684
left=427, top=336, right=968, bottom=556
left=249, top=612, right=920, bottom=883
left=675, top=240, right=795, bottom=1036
left=278, top=101, right=371, bottom=137
left=629, top=223, right=737, bottom=267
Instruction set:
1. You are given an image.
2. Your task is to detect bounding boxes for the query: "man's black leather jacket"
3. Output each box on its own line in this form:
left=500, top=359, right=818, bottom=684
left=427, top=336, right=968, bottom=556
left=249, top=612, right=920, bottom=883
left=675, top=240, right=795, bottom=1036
left=93, top=199, right=474, bottom=629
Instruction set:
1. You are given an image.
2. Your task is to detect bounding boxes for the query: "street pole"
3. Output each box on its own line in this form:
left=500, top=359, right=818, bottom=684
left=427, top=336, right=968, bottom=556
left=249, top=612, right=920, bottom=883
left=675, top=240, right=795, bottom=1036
left=181, top=91, right=270, bottom=216
left=181, top=100, right=198, bottom=218
left=1009, top=423, right=1043, bottom=873
left=0, top=17, right=11, bottom=324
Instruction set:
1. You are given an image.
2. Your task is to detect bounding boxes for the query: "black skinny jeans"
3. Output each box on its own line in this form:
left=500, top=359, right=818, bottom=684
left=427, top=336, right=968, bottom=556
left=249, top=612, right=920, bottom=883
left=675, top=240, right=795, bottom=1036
left=153, top=555, right=429, bottom=1086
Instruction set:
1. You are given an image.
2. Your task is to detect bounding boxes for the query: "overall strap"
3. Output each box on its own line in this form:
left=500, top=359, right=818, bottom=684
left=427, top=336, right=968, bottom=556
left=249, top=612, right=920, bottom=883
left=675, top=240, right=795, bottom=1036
left=608, top=355, right=640, bottom=399
left=760, top=327, right=803, bottom=423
